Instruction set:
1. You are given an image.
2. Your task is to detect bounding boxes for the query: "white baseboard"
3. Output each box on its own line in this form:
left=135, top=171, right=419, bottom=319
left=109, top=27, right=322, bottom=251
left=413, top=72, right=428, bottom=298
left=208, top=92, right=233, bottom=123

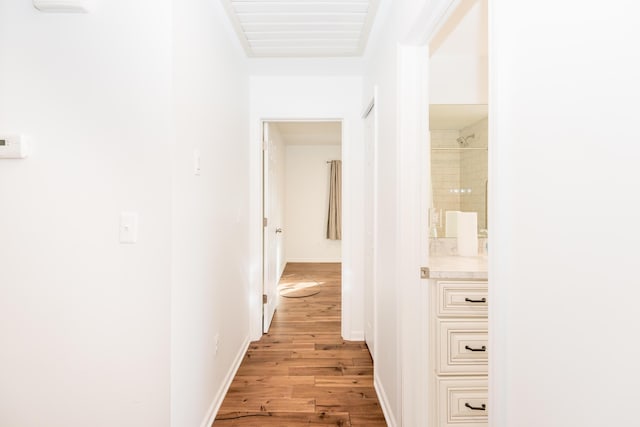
left=346, top=330, right=364, bottom=341
left=286, top=258, right=342, bottom=263
left=199, top=336, right=250, bottom=427
left=375, top=374, right=398, bottom=427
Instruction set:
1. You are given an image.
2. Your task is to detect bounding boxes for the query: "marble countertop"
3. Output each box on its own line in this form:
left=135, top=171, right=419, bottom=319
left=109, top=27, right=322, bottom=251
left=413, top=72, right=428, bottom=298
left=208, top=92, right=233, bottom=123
left=426, top=255, right=488, bottom=280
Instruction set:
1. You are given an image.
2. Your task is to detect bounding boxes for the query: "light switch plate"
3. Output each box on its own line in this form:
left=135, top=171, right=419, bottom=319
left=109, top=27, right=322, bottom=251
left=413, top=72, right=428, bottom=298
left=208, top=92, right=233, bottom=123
left=0, top=135, right=28, bottom=159
left=119, top=212, right=138, bottom=244
left=193, top=149, right=201, bottom=176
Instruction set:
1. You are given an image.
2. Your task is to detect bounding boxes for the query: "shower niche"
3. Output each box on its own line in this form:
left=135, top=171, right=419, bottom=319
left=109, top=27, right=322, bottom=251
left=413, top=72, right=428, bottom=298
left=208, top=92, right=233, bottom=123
left=429, top=104, right=488, bottom=253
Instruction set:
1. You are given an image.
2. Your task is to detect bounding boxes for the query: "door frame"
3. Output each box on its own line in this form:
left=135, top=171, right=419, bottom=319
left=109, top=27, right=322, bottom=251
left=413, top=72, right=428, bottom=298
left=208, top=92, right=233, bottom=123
left=362, top=91, right=378, bottom=364
left=252, top=117, right=352, bottom=341
left=397, top=0, right=492, bottom=425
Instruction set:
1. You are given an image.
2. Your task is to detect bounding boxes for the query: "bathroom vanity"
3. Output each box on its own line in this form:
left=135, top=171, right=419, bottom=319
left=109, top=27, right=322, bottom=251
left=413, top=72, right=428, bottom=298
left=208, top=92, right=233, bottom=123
left=426, top=256, right=488, bottom=427
left=428, top=94, right=489, bottom=427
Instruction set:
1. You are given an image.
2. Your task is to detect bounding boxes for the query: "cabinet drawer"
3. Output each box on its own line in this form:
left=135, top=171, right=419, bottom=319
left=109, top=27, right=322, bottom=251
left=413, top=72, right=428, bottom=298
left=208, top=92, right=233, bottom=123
left=437, top=320, right=488, bottom=375
left=437, top=377, right=488, bottom=426
left=437, top=281, right=488, bottom=317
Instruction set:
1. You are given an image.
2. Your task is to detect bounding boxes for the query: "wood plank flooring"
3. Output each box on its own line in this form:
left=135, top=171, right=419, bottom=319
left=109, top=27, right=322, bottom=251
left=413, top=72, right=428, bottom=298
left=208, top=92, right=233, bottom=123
left=215, top=263, right=386, bottom=426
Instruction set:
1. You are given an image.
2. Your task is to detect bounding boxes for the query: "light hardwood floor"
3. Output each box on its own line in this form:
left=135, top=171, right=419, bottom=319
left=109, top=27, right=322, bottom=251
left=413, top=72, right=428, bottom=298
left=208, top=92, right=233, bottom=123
left=215, top=263, right=386, bottom=426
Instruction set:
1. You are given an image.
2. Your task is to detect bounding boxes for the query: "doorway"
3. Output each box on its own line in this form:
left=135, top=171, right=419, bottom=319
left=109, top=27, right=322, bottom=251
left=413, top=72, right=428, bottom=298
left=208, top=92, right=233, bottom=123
left=262, top=120, right=344, bottom=333
left=393, top=0, right=489, bottom=424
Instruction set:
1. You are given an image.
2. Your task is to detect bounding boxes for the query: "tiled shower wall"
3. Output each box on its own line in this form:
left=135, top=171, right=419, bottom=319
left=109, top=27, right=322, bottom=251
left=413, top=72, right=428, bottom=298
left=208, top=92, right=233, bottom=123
left=431, top=130, right=461, bottom=237
left=461, top=118, right=488, bottom=231
left=431, top=118, right=488, bottom=236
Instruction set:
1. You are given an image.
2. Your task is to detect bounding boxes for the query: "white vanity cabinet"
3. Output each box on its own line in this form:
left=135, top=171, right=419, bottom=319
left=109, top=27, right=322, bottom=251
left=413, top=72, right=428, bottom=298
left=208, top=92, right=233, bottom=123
left=430, top=279, right=488, bottom=427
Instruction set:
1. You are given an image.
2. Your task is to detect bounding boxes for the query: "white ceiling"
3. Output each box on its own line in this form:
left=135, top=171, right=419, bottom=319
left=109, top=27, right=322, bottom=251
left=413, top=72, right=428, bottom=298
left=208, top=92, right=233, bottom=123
left=429, top=104, right=487, bottom=130
left=271, top=121, right=342, bottom=145
left=221, top=0, right=380, bottom=57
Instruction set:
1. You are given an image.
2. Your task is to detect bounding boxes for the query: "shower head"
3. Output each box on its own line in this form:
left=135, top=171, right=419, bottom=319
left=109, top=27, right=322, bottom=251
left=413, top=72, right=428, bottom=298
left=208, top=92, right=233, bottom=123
left=457, top=134, right=475, bottom=146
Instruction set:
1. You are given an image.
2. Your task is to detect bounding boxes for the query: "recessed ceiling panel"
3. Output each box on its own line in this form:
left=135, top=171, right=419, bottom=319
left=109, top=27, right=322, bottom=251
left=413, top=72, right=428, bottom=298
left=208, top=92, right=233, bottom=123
left=221, top=0, right=380, bottom=57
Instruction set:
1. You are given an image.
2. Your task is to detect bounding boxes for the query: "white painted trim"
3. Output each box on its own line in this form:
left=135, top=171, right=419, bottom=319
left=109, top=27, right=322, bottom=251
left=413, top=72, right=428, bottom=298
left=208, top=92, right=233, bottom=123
left=371, top=86, right=379, bottom=364
left=487, top=0, right=503, bottom=426
left=252, top=114, right=361, bottom=342
left=252, top=116, right=347, bottom=342
left=357, top=0, right=381, bottom=55
left=349, top=330, right=364, bottom=341
left=396, top=2, right=478, bottom=426
left=278, top=261, right=286, bottom=282
left=263, top=118, right=344, bottom=124
left=403, top=0, right=461, bottom=46
left=250, top=117, right=265, bottom=342
left=339, top=118, right=354, bottom=341
left=199, top=336, right=250, bottom=427
left=362, top=88, right=378, bottom=366
left=262, top=121, right=271, bottom=334
left=396, top=43, right=430, bottom=427
left=286, top=258, right=342, bottom=263
left=375, top=374, right=398, bottom=427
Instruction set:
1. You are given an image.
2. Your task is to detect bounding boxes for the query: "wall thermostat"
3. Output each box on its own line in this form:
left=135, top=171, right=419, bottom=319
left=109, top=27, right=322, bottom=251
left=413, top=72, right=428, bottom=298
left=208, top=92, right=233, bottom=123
left=0, top=135, right=28, bottom=159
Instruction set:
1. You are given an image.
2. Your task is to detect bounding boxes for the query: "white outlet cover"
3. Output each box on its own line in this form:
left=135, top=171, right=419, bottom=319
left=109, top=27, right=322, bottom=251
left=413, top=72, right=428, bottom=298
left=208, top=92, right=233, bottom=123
left=33, top=0, right=91, bottom=13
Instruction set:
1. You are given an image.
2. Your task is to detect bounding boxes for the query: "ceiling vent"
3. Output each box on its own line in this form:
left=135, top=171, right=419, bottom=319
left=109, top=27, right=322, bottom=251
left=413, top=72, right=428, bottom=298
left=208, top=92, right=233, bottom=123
left=221, top=0, right=380, bottom=57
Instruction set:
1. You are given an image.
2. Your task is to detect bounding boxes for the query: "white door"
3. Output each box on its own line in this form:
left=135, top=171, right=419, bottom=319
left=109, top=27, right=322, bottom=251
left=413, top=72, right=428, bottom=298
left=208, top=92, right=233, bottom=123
left=263, top=122, right=279, bottom=333
left=363, top=100, right=377, bottom=358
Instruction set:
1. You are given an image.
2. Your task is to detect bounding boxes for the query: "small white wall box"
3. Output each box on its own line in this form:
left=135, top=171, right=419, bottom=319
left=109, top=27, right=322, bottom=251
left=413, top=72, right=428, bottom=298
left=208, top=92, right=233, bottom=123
left=33, top=0, right=91, bottom=13
left=0, top=135, right=28, bottom=159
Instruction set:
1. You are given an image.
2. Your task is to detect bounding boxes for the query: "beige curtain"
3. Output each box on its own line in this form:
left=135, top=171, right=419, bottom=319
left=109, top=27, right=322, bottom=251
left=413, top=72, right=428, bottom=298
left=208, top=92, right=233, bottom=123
left=327, top=160, right=342, bottom=240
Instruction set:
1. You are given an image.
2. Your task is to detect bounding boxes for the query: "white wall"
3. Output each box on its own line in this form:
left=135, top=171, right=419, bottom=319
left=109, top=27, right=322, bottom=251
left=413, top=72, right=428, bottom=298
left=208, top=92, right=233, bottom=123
left=249, top=75, right=364, bottom=342
left=171, top=0, right=250, bottom=426
left=490, top=1, right=640, bottom=426
left=285, top=145, right=342, bottom=262
left=362, top=10, right=403, bottom=425
left=370, top=1, right=640, bottom=426
left=0, top=1, right=173, bottom=426
left=248, top=57, right=363, bottom=76
left=429, top=55, right=488, bottom=104
left=362, top=1, right=437, bottom=425
left=0, top=1, right=252, bottom=426
left=428, top=0, right=488, bottom=104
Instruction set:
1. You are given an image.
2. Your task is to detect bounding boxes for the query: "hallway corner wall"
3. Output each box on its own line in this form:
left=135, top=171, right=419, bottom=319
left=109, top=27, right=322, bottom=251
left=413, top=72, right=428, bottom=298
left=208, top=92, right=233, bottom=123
left=360, top=0, right=434, bottom=424
left=171, top=0, right=251, bottom=426
left=362, top=9, right=401, bottom=426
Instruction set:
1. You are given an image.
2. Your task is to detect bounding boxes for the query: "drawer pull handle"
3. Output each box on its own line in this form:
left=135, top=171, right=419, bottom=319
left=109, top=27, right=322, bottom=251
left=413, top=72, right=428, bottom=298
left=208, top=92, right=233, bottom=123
left=465, top=345, right=487, bottom=352
left=465, top=403, right=486, bottom=411
left=465, top=297, right=486, bottom=303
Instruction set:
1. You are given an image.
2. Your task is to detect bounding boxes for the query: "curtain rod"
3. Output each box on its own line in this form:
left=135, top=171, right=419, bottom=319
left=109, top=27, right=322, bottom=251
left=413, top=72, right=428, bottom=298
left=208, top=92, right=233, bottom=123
left=326, top=160, right=339, bottom=164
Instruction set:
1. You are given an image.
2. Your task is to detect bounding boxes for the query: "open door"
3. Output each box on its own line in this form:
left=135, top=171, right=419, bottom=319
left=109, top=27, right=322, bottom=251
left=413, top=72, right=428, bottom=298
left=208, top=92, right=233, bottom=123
left=363, top=98, right=376, bottom=358
left=262, top=121, right=279, bottom=333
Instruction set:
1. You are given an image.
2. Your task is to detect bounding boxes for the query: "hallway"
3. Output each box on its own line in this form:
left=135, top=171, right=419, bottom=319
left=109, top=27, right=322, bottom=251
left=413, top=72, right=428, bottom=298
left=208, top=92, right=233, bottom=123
left=215, top=263, right=386, bottom=426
